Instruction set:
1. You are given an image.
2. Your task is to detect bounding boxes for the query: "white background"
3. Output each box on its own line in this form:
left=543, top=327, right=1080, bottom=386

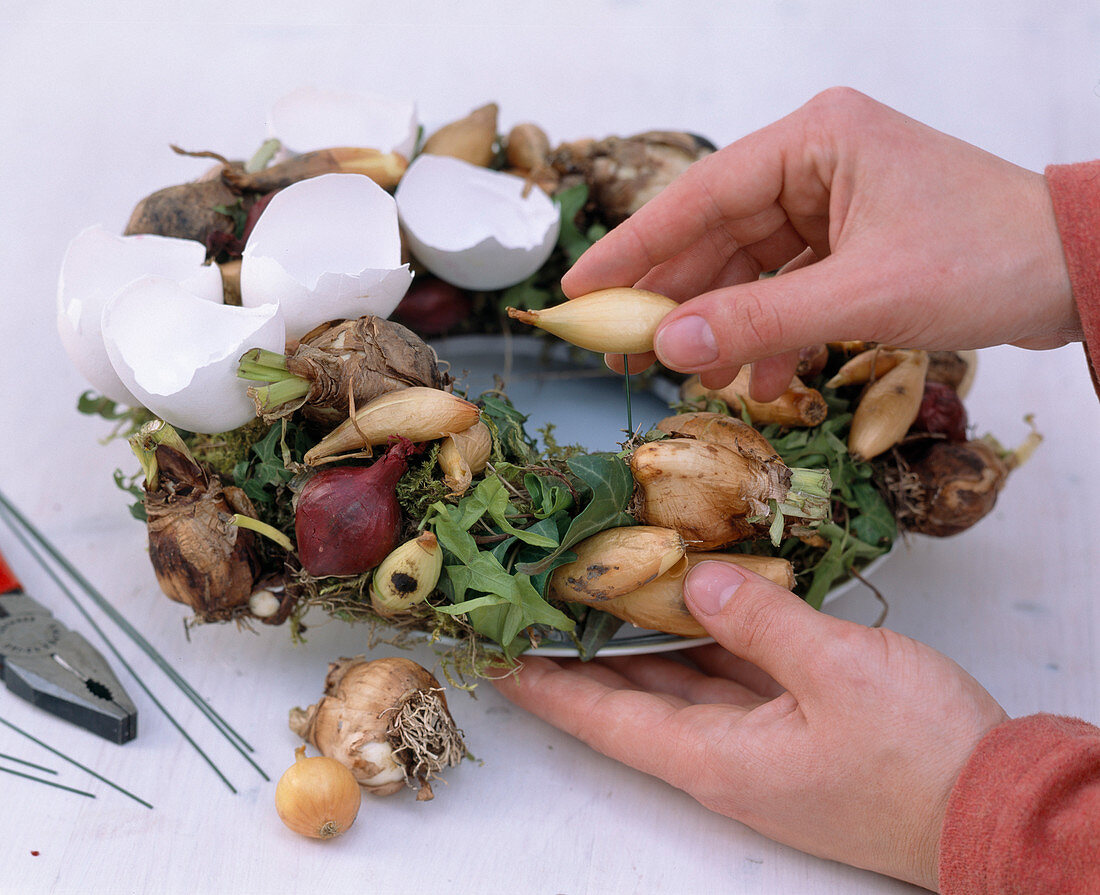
left=1, top=2, right=1098, bottom=893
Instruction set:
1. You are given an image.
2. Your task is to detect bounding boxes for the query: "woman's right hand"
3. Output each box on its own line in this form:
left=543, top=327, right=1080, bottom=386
left=561, top=87, right=1080, bottom=398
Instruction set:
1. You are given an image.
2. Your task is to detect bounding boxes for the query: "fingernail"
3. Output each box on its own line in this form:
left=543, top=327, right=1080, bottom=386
left=684, top=561, right=748, bottom=616
left=654, top=315, right=718, bottom=369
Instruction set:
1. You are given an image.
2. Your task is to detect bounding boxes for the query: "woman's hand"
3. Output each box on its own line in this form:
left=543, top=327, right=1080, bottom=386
left=561, top=87, right=1078, bottom=399
left=493, top=561, right=1009, bottom=891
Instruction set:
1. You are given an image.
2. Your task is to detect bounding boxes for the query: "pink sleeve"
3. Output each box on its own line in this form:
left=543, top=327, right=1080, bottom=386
left=938, top=713, right=1100, bottom=894
left=1045, top=160, right=1100, bottom=392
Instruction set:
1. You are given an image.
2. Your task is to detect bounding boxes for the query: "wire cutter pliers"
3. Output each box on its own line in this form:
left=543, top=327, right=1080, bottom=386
left=0, top=548, right=137, bottom=744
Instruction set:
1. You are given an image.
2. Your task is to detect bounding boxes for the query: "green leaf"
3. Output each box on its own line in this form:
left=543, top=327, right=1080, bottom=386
left=525, top=473, right=574, bottom=518
left=465, top=478, right=558, bottom=548
left=516, top=453, right=635, bottom=575
left=576, top=610, right=626, bottom=661
left=479, top=393, right=538, bottom=464
left=426, top=499, right=576, bottom=658
left=555, top=183, right=595, bottom=265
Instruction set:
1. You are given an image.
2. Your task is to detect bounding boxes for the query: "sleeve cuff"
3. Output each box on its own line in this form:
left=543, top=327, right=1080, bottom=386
left=938, top=713, right=1100, bottom=894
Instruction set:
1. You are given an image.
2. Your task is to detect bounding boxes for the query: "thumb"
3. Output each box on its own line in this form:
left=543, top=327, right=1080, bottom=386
left=683, top=560, right=849, bottom=695
left=652, top=255, right=878, bottom=374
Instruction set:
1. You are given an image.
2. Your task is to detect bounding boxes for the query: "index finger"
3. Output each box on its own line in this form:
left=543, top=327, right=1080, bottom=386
left=492, top=656, right=743, bottom=791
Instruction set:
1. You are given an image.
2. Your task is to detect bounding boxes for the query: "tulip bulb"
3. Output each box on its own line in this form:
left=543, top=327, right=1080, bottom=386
left=437, top=420, right=492, bottom=496
left=682, top=368, right=827, bottom=427
left=548, top=526, right=686, bottom=604
left=507, top=287, right=678, bottom=354
left=303, top=387, right=481, bottom=465
left=847, top=350, right=929, bottom=461
left=598, top=553, right=796, bottom=637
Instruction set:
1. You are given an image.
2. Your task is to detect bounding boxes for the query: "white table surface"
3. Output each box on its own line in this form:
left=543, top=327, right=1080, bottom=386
left=1, top=3, right=1098, bottom=893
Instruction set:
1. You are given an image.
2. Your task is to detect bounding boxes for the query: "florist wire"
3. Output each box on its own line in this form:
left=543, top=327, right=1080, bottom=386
left=0, top=488, right=267, bottom=790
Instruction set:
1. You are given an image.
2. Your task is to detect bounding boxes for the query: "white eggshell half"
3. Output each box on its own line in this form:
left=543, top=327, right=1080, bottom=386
left=102, top=276, right=285, bottom=434
left=56, top=226, right=223, bottom=404
left=267, top=87, right=418, bottom=160
left=395, top=155, right=561, bottom=291
left=239, top=173, right=412, bottom=340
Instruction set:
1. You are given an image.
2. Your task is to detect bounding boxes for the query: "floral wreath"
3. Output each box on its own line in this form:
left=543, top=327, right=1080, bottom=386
left=61, top=92, right=1035, bottom=678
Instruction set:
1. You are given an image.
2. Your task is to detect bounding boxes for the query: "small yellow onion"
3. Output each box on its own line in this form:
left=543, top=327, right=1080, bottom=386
left=303, top=387, right=481, bottom=465
left=275, top=746, right=361, bottom=840
left=506, top=287, right=678, bottom=354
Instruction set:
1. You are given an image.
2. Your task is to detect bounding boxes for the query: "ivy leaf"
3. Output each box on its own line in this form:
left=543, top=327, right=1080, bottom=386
left=479, top=393, right=538, bottom=464
left=555, top=182, right=595, bottom=265
left=524, top=473, right=573, bottom=519
left=464, top=477, right=557, bottom=548
left=576, top=610, right=626, bottom=661
left=516, top=453, right=634, bottom=576
left=427, top=501, right=575, bottom=657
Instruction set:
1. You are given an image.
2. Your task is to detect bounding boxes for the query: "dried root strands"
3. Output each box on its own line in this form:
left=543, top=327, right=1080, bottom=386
left=240, top=315, right=447, bottom=424
left=437, top=421, right=492, bottom=496
left=370, top=532, right=444, bottom=617
left=654, top=411, right=778, bottom=463
left=130, top=420, right=262, bottom=621
left=847, top=350, right=929, bottom=461
left=547, top=526, right=686, bottom=605
left=290, top=656, right=465, bottom=801
left=507, top=287, right=678, bottom=354
left=303, top=387, right=481, bottom=465
left=630, top=439, right=831, bottom=550
left=682, top=367, right=828, bottom=427
left=593, top=553, right=796, bottom=638
left=421, top=102, right=499, bottom=167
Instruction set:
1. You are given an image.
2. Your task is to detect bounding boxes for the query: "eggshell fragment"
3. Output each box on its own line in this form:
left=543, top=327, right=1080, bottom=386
left=102, top=276, right=285, bottom=434
left=395, top=155, right=560, bottom=291
left=267, top=87, right=418, bottom=160
left=56, top=226, right=223, bottom=404
left=239, top=173, right=412, bottom=340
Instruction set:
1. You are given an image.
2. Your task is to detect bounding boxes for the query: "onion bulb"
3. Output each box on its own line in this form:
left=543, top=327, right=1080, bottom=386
left=289, top=656, right=465, bottom=801
left=275, top=746, right=361, bottom=840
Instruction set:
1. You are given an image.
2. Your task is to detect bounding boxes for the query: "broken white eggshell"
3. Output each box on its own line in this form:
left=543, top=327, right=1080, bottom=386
left=56, top=226, right=223, bottom=405
left=395, top=155, right=560, bottom=291
left=102, top=276, right=285, bottom=434
left=239, top=173, right=412, bottom=340
left=267, top=87, right=418, bottom=160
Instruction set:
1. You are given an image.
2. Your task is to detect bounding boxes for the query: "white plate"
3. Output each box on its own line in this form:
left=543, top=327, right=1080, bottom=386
left=428, top=334, right=892, bottom=659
